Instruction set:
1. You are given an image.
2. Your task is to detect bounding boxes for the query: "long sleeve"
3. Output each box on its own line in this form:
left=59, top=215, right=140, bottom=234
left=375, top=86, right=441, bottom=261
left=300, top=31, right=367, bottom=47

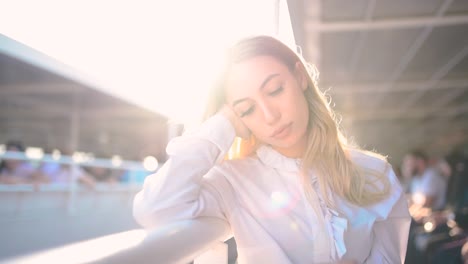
left=133, top=114, right=236, bottom=229
left=364, top=179, right=411, bottom=263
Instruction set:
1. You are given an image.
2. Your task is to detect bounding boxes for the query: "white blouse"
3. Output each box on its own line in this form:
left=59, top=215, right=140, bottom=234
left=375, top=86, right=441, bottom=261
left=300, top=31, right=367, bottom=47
left=133, top=114, right=411, bottom=264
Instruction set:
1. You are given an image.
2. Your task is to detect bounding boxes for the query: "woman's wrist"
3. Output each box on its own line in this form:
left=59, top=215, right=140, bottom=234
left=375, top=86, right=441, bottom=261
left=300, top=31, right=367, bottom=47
left=219, top=105, right=251, bottom=139
left=193, top=113, right=237, bottom=155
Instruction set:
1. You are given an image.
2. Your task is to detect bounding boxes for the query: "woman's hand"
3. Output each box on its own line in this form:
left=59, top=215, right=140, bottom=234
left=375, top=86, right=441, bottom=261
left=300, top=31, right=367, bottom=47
left=220, top=105, right=251, bottom=139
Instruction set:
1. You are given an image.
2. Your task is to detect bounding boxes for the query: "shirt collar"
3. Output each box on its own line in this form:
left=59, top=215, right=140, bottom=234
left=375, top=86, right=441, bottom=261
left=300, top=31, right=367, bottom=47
left=256, top=144, right=302, bottom=172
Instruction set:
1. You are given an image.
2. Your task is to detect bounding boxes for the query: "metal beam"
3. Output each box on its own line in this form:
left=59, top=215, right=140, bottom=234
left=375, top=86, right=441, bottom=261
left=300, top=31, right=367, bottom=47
left=342, top=103, right=468, bottom=121
left=0, top=34, right=111, bottom=101
left=348, top=0, right=376, bottom=77
left=367, top=0, right=454, bottom=109
left=0, top=108, right=161, bottom=120
left=426, top=86, right=468, bottom=110
left=327, top=78, right=468, bottom=95
left=398, top=45, right=468, bottom=110
left=286, top=0, right=307, bottom=55
left=342, top=0, right=377, bottom=114
left=304, top=0, right=321, bottom=67
left=0, top=95, right=161, bottom=119
left=0, top=83, right=80, bottom=95
left=363, top=46, right=468, bottom=139
left=305, top=14, right=468, bottom=32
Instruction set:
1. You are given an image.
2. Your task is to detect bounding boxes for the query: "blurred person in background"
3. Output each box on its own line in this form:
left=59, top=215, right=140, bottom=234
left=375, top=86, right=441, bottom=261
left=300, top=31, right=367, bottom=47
left=119, top=151, right=154, bottom=184
left=403, top=150, right=448, bottom=213
left=39, top=148, right=95, bottom=188
left=404, top=149, right=468, bottom=264
left=397, top=163, right=412, bottom=194
left=0, top=140, right=48, bottom=184
left=85, top=165, right=117, bottom=184
left=79, top=152, right=119, bottom=184
left=445, top=149, right=468, bottom=211
left=120, top=168, right=151, bottom=184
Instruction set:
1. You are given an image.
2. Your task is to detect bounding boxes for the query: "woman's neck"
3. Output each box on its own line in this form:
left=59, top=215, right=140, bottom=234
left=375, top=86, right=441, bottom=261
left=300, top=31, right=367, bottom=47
left=272, top=136, right=308, bottom=159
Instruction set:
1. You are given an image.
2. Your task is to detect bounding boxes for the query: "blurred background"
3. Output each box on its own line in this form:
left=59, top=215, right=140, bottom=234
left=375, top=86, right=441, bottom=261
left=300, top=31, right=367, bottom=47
left=0, top=0, right=467, bottom=263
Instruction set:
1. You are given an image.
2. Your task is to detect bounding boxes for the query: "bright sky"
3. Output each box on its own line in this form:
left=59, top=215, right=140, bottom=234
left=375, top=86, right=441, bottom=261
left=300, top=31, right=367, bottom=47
left=0, top=0, right=294, bottom=125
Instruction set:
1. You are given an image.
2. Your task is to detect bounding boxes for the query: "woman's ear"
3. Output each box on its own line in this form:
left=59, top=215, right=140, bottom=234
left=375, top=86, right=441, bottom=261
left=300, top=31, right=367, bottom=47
left=294, top=62, right=308, bottom=91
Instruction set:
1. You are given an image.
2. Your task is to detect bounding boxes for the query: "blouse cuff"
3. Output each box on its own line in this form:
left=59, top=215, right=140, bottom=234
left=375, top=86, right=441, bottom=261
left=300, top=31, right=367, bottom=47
left=190, top=114, right=236, bottom=162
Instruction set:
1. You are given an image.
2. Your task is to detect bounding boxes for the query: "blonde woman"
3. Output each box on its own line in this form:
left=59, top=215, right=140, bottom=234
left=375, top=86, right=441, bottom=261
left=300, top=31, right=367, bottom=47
left=133, top=36, right=410, bottom=263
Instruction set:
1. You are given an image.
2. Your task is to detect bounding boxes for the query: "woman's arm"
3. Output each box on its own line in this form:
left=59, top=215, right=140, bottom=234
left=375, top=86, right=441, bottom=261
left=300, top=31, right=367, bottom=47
left=133, top=114, right=236, bottom=229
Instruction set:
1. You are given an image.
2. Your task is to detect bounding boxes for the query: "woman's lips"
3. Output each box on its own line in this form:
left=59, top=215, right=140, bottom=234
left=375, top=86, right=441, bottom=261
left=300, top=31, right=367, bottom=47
left=271, top=123, right=292, bottom=139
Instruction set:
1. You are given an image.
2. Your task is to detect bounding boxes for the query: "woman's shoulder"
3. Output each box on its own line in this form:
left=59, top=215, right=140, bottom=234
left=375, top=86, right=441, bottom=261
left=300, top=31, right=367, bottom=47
left=348, top=148, right=400, bottom=190
left=348, top=148, right=389, bottom=173
left=346, top=149, right=406, bottom=220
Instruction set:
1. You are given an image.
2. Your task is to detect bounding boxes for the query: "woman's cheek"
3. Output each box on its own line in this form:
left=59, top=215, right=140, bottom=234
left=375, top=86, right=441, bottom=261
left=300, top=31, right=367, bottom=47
left=244, top=124, right=260, bottom=138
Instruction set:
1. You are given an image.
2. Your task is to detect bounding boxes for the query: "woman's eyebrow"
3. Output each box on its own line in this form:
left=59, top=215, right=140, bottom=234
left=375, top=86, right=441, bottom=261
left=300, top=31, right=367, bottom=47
left=259, top=73, right=280, bottom=91
left=231, top=73, right=280, bottom=107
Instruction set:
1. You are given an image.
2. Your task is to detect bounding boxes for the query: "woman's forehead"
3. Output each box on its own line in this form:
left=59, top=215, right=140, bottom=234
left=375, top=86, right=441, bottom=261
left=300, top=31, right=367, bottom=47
left=225, top=56, right=289, bottom=96
left=229, top=55, right=287, bottom=77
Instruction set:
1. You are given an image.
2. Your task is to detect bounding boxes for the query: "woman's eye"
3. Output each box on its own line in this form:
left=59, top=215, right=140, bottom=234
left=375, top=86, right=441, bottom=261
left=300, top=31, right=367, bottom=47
left=240, top=106, right=255, bottom=117
left=270, top=86, right=283, bottom=96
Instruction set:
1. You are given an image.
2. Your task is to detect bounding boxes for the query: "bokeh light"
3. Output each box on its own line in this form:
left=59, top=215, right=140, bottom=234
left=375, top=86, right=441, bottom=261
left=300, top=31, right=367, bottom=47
left=143, top=156, right=159, bottom=172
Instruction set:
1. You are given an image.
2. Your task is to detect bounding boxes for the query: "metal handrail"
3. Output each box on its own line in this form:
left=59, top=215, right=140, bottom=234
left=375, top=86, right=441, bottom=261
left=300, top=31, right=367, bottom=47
left=0, top=151, right=151, bottom=172
left=4, top=217, right=231, bottom=264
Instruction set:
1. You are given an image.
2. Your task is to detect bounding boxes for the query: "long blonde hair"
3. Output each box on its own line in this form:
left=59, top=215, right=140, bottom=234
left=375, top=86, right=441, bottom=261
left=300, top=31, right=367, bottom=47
left=204, top=35, right=391, bottom=209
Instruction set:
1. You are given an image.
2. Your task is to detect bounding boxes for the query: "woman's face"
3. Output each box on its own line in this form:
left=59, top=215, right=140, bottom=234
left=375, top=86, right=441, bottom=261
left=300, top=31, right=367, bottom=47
left=225, top=55, right=310, bottom=158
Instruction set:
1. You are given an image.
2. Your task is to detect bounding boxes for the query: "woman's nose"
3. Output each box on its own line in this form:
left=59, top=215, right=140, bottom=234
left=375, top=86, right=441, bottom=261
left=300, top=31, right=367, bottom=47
left=260, top=102, right=280, bottom=125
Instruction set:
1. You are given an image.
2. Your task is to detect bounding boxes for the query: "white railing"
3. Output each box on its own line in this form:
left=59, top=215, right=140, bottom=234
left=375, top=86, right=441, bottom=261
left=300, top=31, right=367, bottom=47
left=4, top=217, right=232, bottom=264
left=1, top=152, right=234, bottom=263
left=0, top=150, right=153, bottom=213
left=0, top=150, right=151, bottom=172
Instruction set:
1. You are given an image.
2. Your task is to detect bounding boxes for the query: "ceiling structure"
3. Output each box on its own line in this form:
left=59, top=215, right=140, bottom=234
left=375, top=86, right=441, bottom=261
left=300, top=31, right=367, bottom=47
left=0, top=36, right=169, bottom=161
left=289, top=0, right=468, bottom=165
